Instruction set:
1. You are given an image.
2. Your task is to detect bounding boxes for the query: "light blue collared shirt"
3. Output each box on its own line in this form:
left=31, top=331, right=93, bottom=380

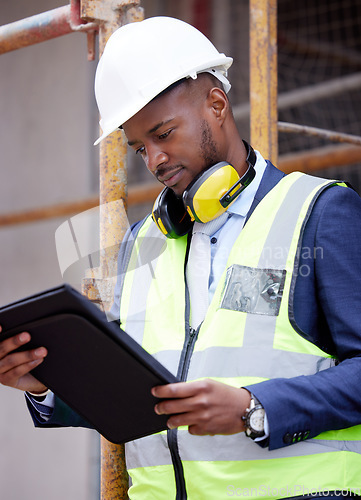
left=206, top=151, right=270, bottom=440
left=208, top=151, right=267, bottom=301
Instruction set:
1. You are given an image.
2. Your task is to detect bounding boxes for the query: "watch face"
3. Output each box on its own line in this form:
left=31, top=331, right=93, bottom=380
left=249, top=408, right=265, bottom=432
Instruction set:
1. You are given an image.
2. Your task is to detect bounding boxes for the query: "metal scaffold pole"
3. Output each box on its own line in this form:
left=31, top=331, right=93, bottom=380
left=0, top=0, right=143, bottom=497
left=249, top=0, right=278, bottom=164
left=80, top=3, right=143, bottom=499
left=0, top=0, right=98, bottom=60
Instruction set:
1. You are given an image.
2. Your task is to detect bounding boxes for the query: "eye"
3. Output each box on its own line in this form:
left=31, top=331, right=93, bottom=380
left=158, top=129, right=172, bottom=140
left=135, top=145, right=145, bottom=155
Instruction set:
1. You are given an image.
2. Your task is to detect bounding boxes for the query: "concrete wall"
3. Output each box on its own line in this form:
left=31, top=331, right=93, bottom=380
left=0, top=1, right=99, bottom=499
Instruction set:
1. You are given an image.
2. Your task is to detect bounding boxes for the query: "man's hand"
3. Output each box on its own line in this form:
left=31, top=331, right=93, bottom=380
left=151, top=379, right=251, bottom=436
left=0, top=326, right=48, bottom=394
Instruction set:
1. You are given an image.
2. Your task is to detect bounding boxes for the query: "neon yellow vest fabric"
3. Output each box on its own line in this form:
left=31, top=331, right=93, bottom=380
left=119, top=172, right=361, bottom=499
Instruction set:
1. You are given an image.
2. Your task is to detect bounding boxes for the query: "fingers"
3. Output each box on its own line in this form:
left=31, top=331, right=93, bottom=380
left=153, top=383, right=207, bottom=415
left=166, top=409, right=213, bottom=433
left=152, top=380, right=249, bottom=436
left=0, top=330, right=47, bottom=363
left=152, top=380, right=204, bottom=400
left=0, top=331, right=31, bottom=358
left=0, top=356, right=44, bottom=389
left=0, top=340, right=47, bottom=375
left=0, top=330, right=47, bottom=391
left=154, top=381, right=215, bottom=431
left=152, top=381, right=202, bottom=421
left=0, top=345, right=47, bottom=373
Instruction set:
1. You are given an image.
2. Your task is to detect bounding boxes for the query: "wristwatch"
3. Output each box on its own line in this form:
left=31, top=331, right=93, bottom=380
left=242, top=394, right=266, bottom=439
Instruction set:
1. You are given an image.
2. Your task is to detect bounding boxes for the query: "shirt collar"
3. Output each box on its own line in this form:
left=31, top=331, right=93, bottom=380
left=226, top=150, right=267, bottom=217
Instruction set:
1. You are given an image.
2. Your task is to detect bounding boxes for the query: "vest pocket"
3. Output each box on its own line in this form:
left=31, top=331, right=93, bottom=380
left=220, top=264, right=286, bottom=316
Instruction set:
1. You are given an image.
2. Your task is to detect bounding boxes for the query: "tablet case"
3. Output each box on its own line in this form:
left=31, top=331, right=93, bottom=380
left=0, top=284, right=179, bottom=444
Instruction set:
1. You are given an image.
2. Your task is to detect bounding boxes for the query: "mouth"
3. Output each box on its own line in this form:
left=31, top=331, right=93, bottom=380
left=157, top=167, right=184, bottom=188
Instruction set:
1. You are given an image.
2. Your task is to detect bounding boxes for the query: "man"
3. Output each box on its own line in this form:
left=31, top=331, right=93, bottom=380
left=1, top=16, right=361, bottom=499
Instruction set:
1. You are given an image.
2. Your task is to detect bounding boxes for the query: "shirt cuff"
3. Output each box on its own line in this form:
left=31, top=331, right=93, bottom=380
left=254, top=413, right=270, bottom=443
left=27, top=389, right=50, bottom=398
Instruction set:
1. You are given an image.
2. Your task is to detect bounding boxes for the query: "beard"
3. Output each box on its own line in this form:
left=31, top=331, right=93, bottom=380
left=154, top=119, right=221, bottom=199
left=199, top=119, right=220, bottom=169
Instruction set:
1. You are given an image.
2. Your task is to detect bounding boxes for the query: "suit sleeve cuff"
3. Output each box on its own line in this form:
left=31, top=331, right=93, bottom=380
left=25, top=391, right=55, bottom=422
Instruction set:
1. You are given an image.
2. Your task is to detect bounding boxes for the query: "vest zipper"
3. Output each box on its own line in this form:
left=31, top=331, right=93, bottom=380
left=167, top=429, right=187, bottom=500
left=168, top=236, right=197, bottom=500
left=168, top=324, right=200, bottom=500
left=180, top=327, right=199, bottom=380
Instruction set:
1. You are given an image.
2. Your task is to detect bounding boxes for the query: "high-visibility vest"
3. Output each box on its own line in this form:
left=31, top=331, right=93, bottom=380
left=119, top=172, right=361, bottom=499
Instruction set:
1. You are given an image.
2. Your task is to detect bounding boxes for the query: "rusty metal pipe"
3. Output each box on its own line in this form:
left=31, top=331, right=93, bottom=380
left=279, top=143, right=361, bottom=174
left=0, top=6, right=71, bottom=54
left=0, top=181, right=161, bottom=228
left=249, top=0, right=278, bottom=164
left=0, top=0, right=97, bottom=55
left=278, top=121, right=361, bottom=147
left=234, top=71, right=361, bottom=123
left=4, top=137, right=361, bottom=231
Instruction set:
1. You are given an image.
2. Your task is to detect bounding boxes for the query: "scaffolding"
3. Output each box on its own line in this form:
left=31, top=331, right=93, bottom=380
left=0, top=1, right=140, bottom=498
left=1, top=0, right=360, bottom=498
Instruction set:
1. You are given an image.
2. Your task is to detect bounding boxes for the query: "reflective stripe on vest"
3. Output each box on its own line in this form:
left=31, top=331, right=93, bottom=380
left=119, top=172, right=360, bottom=499
left=125, top=429, right=361, bottom=470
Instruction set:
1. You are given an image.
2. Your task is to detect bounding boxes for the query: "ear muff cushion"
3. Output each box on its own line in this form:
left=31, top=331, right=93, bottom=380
left=152, top=188, right=192, bottom=238
left=183, top=162, right=239, bottom=223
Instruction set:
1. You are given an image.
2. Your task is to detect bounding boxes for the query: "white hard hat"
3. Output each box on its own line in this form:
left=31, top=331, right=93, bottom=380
left=94, top=16, right=233, bottom=145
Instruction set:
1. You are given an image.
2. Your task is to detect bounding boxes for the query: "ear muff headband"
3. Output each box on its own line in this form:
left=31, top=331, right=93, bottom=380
left=152, top=141, right=256, bottom=236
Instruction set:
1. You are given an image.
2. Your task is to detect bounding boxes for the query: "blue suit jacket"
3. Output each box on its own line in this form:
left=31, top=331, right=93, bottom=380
left=27, top=163, right=361, bottom=451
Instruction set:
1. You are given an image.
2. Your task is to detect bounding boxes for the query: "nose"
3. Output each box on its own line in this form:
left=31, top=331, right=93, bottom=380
left=145, top=144, right=168, bottom=174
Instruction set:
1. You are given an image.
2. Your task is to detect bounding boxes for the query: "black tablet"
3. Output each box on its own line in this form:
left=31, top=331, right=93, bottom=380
left=0, top=284, right=178, bottom=444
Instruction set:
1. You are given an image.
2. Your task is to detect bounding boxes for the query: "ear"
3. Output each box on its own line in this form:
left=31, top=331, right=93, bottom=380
left=206, top=87, right=229, bottom=125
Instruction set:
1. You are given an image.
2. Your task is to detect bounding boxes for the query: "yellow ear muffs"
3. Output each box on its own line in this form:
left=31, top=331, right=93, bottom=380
left=152, top=140, right=256, bottom=236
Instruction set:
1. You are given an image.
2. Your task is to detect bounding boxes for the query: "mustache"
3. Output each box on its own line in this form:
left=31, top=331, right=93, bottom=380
left=155, top=164, right=184, bottom=181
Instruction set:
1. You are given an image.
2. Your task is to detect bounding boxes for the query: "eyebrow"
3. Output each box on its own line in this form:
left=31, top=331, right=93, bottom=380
left=127, top=119, right=174, bottom=146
